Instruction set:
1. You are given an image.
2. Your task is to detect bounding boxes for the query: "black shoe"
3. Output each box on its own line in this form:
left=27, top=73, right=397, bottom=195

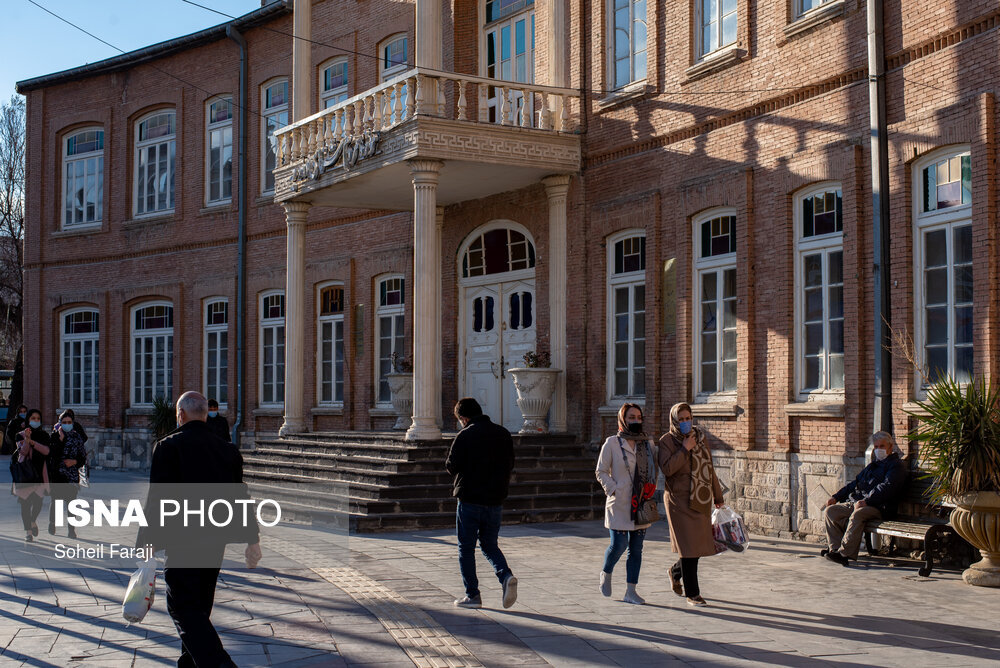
left=827, top=551, right=849, bottom=566
left=68, top=527, right=77, bottom=540
left=24, top=534, right=32, bottom=543
left=48, top=523, right=55, bottom=535
left=30, top=524, right=38, bottom=537
left=819, top=548, right=829, bottom=557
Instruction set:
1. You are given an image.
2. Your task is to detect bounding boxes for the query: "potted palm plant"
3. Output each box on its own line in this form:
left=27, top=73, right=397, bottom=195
left=507, top=351, right=561, bottom=434
left=905, top=376, right=1000, bottom=587
left=386, top=352, right=413, bottom=430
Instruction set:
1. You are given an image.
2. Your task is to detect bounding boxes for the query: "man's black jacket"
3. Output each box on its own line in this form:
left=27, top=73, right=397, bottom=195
left=833, top=452, right=908, bottom=517
left=206, top=414, right=232, bottom=442
left=445, top=415, right=514, bottom=506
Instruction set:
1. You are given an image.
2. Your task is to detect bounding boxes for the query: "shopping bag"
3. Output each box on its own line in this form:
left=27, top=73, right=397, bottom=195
left=711, top=505, right=750, bottom=553
left=77, top=465, right=90, bottom=488
left=122, top=556, right=157, bottom=624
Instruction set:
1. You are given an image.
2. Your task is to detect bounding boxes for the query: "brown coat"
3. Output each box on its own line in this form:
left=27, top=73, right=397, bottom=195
left=657, top=432, right=724, bottom=557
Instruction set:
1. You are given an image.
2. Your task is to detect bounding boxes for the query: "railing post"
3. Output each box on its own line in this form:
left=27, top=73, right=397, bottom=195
left=290, top=129, right=299, bottom=162
left=415, top=73, right=425, bottom=115
left=437, top=76, right=446, bottom=117
left=406, top=76, right=417, bottom=119
left=457, top=80, right=468, bottom=121
left=373, top=90, right=383, bottom=130
left=519, top=90, right=530, bottom=127
left=478, top=83, right=489, bottom=123
left=352, top=100, right=363, bottom=137
left=501, top=87, right=512, bottom=126
left=539, top=92, right=551, bottom=130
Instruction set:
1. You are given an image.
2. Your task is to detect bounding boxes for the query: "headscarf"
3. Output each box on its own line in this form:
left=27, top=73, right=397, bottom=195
left=668, top=402, right=714, bottom=516
left=616, top=402, right=648, bottom=442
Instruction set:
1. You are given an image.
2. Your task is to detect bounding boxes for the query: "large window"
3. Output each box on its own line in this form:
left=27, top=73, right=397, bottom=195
left=609, top=0, right=647, bottom=89
left=262, top=80, right=288, bottom=194
left=915, top=148, right=973, bottom=386
left=796, top=0, right=835, bottom=19
left=694, top=211, right=737, bottom=397
left=206, top=97, right=233, bottom=205
left=318, top=285, right=346, bottom=405
left=260, top=292, right=285, bottom=406
left=61, top=309, right=99, bottom=408
left=607, top=231, right=646, bottom=399
left=376, top=276, right=405, bottom=405
left=321, top=58, right=349, bottom=108
left=485, top=4, right=535, bottom=123
left=698, top=0, right=737, bottom=58
left=379, top=35, right=409, bottom=120
left=796, top=185, right=844, bottom=397
left=132, top=303, right=173, bottom=406
left=63, top=129, right=104, bottom=228
left=135, top=111, right=176, bottom=216
left=204, top=299, right=228, bottom=406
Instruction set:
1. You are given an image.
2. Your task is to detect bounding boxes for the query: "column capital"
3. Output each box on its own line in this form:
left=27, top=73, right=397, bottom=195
left=409, top=159, right=444, bottom=183
left=282, top=200, right=311, bottom=220
left=542, top=174, right=572, bottom=198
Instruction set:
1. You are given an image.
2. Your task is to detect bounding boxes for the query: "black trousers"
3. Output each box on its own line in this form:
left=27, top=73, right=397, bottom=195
left=670, top=557, right=700, bottom=598
left=48, top=483, right=79, bottom=533
left=164, top=551, right=236, bottom=668
left=18, top=493, right=43, bottom=531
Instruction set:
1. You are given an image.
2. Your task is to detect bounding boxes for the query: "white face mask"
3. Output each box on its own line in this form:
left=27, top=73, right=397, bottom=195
left=874, top=447, right=889, bottom=461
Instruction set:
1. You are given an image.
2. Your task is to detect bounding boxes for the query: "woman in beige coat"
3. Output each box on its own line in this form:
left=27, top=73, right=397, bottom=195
left=658, top=402, right=724, bottom=606
left=595, top=403, right=658, bottom=604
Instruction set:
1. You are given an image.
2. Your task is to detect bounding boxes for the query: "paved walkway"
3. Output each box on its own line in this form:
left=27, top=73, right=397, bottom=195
left=0, top=472, right=997, bottom=667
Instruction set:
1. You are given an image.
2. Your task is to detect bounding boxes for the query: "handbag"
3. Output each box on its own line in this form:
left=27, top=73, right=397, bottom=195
left=122, top=556, right=157, bottom=624
left=10, top=455, right=42, bottom=486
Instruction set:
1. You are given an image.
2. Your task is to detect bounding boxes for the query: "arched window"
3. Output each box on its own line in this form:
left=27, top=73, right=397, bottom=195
left=63, top=128, right=104, bottom=228
left=462, top=227, right=536, bottom=278
left=795, top=184, right=844, bottom=397
left=135, top=111, right=176, bottom=215
left=320, top=58, right=349, bottom=108
left=61, top=309, right=99, bottom=408
left=204, top=299, right=229, bottom=406
left=375, top=276, right=405, bottom=405
left=914, top=146, right=973, bottom=387
left=132, top=302, right=173, bottom=406
left=317, top=283, right=346, bottom=405
left=607, top=230, right=646, bottom=399
left=206, top=97, right=233, bottom=205
left=693, top=210, right=737, bottom=397
left=262, top=79, right=289, bottom=194
left=260, top=291, right=285, bottom=406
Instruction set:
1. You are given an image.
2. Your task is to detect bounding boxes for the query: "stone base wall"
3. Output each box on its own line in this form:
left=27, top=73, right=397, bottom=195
left=88, top=428, right=155, bottom=470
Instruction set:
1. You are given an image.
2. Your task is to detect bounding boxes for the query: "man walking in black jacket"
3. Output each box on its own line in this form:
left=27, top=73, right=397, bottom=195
left=822, top=431, right=907, bottom=565
left=445, top=397, right=518, bottom=609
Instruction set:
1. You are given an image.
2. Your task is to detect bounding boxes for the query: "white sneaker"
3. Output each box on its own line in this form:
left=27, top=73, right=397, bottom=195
left=623, top=584, right=645, bottom=605
left=502, top=575, right=518, bottom=608
left=600, top=571, right=612, bottom=597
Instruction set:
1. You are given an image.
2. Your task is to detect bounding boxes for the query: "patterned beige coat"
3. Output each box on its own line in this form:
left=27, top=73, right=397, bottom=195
left=657, top=432, right=724, bottom=557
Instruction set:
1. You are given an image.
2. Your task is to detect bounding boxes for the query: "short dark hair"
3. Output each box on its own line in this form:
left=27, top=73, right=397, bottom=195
left=208, top=399, right=219, bottom=409
left=454, top=397, right=483, bottom=420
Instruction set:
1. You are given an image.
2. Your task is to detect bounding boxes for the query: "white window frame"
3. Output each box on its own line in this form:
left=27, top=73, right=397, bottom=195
left=375, top=275, right=405, bottom=407
left=796, top=0, right=834, bottom=19
left=320, top=57, right=349, bottom=108
left=131, top=302, right=174, bottom=408
left=317, top=282, right=347, bottom=407
left=483, top=4, right=536, bottom=123
left=134, top=110, right=176, bottom=217
left=379, top=34, right=409, bottom=82
left=60, top=308, right=100, bottom=409
left=794, top=183, right=844, bottom=400
left=261, top=79, right=289, bottom=195
left=693, top=208, right=738, bottom=401
left=205, top=97, right=233, bottom=206
left=204, top=298, right=229, bottom=409
left=62, top=128, right=104, bottom=229
left=913, top=145, right=974, bottom=394
left=606, top=230, right=646, bottom=401
left=696, top=0, right=738, bottom=59
left=260, top=290, right=286, bottom=407
left=607, top=0, right=647, bottom=89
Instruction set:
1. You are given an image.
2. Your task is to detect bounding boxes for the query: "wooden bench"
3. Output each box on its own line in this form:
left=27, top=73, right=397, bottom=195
left=862, top=476, right=955, bottom=577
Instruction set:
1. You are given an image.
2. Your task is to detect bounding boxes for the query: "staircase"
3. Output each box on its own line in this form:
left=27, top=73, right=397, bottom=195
left=242, top=432, right=604, bottom=532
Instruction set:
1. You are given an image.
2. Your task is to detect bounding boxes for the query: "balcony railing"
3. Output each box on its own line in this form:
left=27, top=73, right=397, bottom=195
left=273, top=67, right=580, bottom=170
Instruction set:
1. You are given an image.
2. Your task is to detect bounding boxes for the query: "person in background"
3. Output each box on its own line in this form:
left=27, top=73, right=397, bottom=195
left=595, top=403, right=658, bottom=605
left=13, top=409, right=50, bottom=542
left=48, top=410, right=87, bottom=538
left=206, top=399, right=232, bottom=443
left=3, top=404, right=28, bottom=456
left=55, top=408, right=88, bottom=445
left=658, top=402, right=725, bottom=607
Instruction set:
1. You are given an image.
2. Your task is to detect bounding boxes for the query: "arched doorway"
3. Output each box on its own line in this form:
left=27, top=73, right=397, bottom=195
left=458, top=222, right=536, bottom=432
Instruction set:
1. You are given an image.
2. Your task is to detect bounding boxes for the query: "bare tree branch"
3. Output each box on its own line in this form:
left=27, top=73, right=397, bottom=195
left=0, top=94, right=25, bottom=370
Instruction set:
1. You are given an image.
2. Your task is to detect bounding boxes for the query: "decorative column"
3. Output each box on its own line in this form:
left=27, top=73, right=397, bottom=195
left=292, top=0, right=312, bottom=121
left=415, top=0, right=443, bottom=113
left=406, top=160, right=444, bottom=441
left=546, top=0, right=567, bottom=121
left=279, top=201, right=310, bottom=436
left=436, top=206, right=444, bottom=429
left=543, top=174, right=571, bottom=433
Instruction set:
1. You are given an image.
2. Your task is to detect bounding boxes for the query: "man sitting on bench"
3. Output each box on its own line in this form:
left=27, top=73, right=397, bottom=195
left=822, top=431, right=907, bottom=566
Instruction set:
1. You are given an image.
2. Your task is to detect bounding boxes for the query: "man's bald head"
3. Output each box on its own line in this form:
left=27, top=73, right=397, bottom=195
left=176, top=391, right=209, bottom=425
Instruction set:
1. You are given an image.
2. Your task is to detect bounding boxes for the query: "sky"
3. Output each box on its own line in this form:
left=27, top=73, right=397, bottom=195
left=2, top=0, right=264, bottom=101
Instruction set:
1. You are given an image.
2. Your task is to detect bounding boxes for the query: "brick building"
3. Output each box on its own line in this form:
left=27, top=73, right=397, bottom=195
left=16, top=0, right=1000, bottom=537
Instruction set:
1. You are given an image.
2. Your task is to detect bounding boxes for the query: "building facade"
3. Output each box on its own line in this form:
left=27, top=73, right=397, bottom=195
left=17, top=0, right=1000, bottom=537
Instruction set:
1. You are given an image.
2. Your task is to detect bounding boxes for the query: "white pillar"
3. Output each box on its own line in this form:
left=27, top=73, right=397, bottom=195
left=292, top=0, right=312, bottom=121
left=543, top=175, right=571, bottom=433
left=406, top=160, right=444, bottom=441
left=280, top=201, right=310, bottom=436
left=436, top=205, right=444, bottom=429
left=546, top=0, right=567, bottom=121
left=415, top=0, right=443, bottom=70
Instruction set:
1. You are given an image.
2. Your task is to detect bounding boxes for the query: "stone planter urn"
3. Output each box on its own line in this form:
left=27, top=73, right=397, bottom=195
left=950, top=491, right=1000, bottom=587
left=386, top=372, right=413, bottom=431
left=507, top=367, right=561, bottom=434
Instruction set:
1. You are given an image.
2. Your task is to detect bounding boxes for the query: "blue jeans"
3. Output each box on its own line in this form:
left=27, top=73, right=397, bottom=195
left=457, top=501, right=512, bottom=598
left=603, top=529, right=646, bottom=584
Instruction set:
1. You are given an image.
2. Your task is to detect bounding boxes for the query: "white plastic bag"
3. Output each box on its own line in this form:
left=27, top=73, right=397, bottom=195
left=122, top=556, right=157, bottom=624
left=712, top=505, right=750, bottom=554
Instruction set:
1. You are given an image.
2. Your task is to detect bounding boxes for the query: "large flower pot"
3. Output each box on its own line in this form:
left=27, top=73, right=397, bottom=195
left=950, top=491, right=1000, bottom=587
left=386, top=372, right=413, bottom=431
left=508, top=367, right=561, bottom=434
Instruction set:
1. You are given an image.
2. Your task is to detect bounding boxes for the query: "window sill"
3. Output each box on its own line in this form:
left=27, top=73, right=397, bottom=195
left=255, top=194, right=276, bottom=207
left=123, top=213, right=173, bottom=229
left=690, top=401, right=741, bottom=417
left=199, top=202, right=232, bottom=216
left=252, top=406, right=284, bottom=417
left=368, top=406, right=397, bottom=417
left=596, top=81, right=654, bottom=111
left=59, top=406, right=98, bottom=417
left=52, top=224, right=103, bottom=238
left=125, top=407, right=154, bottom=416
left=597, top=400, right=645, bottom=417
left=311, top=405, right=344, bottom=416
left=902, top=401, right=931, bottom=417
left=783, top=401, right=845, bottom=417
left=684, top=47, right=746, bottom=82
left=784, top=0, right=845, bottom=38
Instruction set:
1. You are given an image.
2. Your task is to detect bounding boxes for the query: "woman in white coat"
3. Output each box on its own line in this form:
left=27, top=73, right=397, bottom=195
left=595, top=403, right=659, bottom=604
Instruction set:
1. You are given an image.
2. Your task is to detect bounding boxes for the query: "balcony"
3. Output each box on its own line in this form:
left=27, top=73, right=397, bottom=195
left=272, top=68, right=582, bottom=209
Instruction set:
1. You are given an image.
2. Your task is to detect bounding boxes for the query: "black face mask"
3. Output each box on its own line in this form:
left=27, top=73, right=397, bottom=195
left=626, top=422, right=643, bottom=434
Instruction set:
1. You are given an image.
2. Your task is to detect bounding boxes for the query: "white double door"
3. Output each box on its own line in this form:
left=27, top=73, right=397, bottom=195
left=463, top=278, right=536, bottom=433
